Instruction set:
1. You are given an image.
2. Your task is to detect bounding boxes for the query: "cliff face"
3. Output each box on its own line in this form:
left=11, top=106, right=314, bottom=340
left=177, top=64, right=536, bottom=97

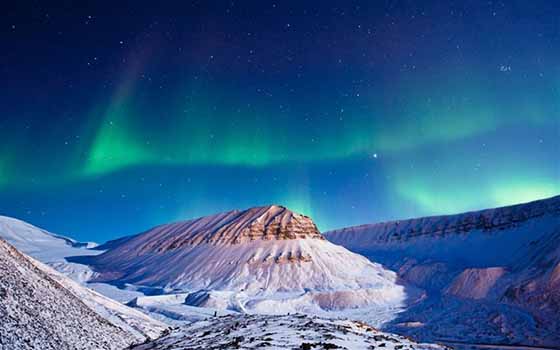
left=326, top=196, right=560, bottom=246
left=122, top=205, right=323, bottom=255
left=502, top=228, right=560, bottom=323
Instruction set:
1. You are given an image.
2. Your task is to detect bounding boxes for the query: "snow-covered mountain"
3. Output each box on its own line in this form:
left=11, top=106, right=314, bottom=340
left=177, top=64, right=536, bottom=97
left=0, top=238, right=133, bottom=350
left=325, top=195, right=560, bottom=347
left=0, top=236, right=446, bottom=350
left=0, top=216, right=169, bottom=343
left=0, top=215, right=102, bottom=282
left=83, top=205, right=409, bottom=325
left=131, top=313, right=449, bottom=350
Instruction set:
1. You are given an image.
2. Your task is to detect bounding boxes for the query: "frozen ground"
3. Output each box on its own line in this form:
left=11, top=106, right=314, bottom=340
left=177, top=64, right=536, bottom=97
left=131, top=313, right=451, bottom=350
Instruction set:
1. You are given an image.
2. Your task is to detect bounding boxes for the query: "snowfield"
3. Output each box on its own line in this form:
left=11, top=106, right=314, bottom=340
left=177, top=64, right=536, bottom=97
left=88, top=238, right=409, bottom=326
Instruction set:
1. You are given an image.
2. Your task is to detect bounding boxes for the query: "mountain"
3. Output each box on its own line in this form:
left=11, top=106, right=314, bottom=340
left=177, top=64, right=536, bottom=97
left=325, top=195, right=560, bottom=347
left=0, top=216, right=169, bottom=342
left=82, top=205, right=409, bottom=326
left=131, top=313, right=449, bottom=350
left=0, top=238, right=133, bottom=350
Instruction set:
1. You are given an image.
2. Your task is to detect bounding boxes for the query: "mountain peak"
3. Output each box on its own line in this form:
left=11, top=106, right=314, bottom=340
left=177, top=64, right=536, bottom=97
left=125, top=205, right=322, bottom=254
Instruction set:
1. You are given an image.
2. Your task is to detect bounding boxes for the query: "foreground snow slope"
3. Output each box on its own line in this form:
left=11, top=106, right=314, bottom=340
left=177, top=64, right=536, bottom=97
left=131, top=314, right=450, bottom=350
left=0, top=215, right=102, bottom=282
left=41, top=261, right=169, bottom=341
left=0, top=215, right=232, bottom=329
left=84, top=205, right=409, bottom=325
left=0, top=238, right=132, bottom=350
left=325, top=195, right=560, bottom=347
left=0, top=216, right=168, bottom=342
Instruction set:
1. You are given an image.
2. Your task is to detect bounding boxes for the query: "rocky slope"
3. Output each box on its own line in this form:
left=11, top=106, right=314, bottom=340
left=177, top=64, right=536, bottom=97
left=325, top=195, right=560, bottom=347
left=0, top=238, right=132, bottom=350
left=0, top=215, right=169, bottom=341
left=131, top=314, right=449, bottom=350
left=81, top=205, right=409, bottom=325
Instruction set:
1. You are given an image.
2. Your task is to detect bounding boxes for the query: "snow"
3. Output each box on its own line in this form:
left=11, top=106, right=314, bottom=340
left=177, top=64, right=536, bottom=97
left=131, top=313, right=450, bottom=350
left=0, top=238, right=132, bottom=350
left=6, top=194, right=557, bottom=350
left=0, top=206, right=446, bottom=350
left=0, top=216, right=205, bottom=329
left=0, top=211, right=409, bottom=333
left=36, top=260, right=169, bottom=341
left=88, top=232, right=409, bottom=327
left=325, top=195, right=560, bottom=347
left=0, top=215, right=102, bottom=283
left=0, top=215, right=168, bottom=343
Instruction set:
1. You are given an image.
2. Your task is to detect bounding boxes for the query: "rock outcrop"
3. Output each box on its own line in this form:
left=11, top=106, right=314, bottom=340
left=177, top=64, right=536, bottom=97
left=127, top=205, right=323, bottom=254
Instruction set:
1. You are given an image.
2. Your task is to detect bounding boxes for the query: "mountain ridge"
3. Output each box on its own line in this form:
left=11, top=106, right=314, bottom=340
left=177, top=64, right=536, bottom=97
left=324, top=195, right=560, bottom=347
left=326, top=195, right=560, bottom=243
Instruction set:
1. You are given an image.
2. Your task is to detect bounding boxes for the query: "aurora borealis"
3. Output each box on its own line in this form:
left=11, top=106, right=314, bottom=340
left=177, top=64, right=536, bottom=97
left=2, top=1, right=559, bottom=242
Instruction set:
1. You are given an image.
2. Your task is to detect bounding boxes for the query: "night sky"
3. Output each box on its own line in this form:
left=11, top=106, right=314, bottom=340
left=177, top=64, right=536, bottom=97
left=2, top=1, right=559, bottom=243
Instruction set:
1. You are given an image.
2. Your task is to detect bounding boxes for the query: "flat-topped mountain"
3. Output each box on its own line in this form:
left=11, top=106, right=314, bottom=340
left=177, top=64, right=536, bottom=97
left=82, top=205, right=408, bottom=325
left=326, top=195, right=560, bottom=246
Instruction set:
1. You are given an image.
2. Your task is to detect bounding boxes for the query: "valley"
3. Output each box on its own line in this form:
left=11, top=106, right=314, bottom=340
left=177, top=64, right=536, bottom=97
left=1, top=196, right=558, bottom=349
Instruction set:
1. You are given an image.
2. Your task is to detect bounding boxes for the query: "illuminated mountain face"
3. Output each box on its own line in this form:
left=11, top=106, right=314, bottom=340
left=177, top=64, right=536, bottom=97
left=83, top=205, right=408, bottom=324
